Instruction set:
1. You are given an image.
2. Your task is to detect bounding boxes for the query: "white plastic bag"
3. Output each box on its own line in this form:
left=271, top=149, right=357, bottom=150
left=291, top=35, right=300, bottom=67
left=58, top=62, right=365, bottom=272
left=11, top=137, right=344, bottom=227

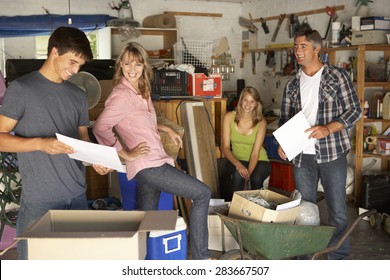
left=295, top=200, right=320, bottom=226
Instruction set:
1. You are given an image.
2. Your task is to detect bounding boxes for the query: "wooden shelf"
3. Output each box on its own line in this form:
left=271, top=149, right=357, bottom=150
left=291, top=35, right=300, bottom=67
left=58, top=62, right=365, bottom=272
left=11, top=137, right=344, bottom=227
left=324, top=44, right=390, bottom=203
left=363, top=152, right=390, bottom=160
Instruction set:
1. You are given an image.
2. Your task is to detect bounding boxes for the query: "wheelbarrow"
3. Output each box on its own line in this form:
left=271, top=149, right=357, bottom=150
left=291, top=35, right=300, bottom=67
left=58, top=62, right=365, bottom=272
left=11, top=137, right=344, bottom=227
left=215, top=208, right=376, bottom=260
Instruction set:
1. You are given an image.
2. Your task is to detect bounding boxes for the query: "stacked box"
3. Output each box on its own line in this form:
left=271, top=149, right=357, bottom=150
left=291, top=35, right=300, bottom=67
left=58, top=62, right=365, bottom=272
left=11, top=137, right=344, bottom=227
left=145, top=216, right=187, bottom=260
left=189, top=73, right=222, bottom=97
left=152, top=69, right=189, bottom=97
left=208, top=214, right=239, bottom=251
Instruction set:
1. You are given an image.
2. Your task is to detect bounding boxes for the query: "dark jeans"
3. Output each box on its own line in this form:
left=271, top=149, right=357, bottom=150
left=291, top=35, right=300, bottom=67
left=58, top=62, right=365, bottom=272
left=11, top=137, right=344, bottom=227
left=134, top=163, right=212, bottom=260
left=224, top=160, right=271, bottom=201
left=294, top=153, right=350, bottom=260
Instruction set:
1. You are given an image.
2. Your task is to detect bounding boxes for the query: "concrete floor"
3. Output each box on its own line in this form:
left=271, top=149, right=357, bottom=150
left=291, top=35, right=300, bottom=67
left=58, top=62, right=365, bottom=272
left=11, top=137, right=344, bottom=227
left=319, top=198, right=390, bottom=260
left=1, top=197, right=389, bottom=260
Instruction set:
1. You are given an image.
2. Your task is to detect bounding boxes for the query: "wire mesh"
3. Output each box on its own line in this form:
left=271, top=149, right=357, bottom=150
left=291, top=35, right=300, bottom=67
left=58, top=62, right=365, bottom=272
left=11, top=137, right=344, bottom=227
left=174, top=39, right=213, bottom=69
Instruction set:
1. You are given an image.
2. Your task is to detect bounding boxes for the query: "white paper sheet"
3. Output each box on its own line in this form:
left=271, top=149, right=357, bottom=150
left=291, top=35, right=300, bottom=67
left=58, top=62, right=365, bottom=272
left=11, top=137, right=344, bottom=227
left=56, top=133, right=126, bottom=172
left=272, top=111, right=316, bottom=161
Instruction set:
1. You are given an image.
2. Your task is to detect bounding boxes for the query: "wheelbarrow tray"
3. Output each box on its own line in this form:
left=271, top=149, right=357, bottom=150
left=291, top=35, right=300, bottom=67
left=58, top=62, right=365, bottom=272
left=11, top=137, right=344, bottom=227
left=216, top=212, right=335, bottom=260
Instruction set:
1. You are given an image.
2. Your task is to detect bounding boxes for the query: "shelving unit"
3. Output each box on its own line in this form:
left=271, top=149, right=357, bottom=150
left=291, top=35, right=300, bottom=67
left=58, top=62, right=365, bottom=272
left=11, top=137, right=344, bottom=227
left=324, top=44, right=390, bottom=203
left=97, top=27, right=178, bottom=62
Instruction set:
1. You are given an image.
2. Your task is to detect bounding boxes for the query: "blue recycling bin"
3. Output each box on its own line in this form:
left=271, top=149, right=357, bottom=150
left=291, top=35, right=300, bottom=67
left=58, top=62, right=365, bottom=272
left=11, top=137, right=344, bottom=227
left=118, top=173, right=174, bottom=210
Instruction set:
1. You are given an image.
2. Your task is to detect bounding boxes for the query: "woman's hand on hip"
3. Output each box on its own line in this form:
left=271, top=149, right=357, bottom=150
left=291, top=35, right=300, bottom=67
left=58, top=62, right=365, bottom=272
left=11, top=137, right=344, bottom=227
left=119, top=142, right=150, bottom=161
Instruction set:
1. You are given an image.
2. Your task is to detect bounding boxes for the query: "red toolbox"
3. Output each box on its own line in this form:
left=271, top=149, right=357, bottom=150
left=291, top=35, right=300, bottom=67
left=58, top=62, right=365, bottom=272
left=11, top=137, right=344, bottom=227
left=188, top=73, right=222, bottom=97
left=269, top=160, right=295, bottom=192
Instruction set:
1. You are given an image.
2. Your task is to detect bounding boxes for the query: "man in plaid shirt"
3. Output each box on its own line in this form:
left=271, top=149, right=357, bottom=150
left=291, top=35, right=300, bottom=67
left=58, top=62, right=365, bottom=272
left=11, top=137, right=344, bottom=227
left=278, top=29, right=361, bottom=260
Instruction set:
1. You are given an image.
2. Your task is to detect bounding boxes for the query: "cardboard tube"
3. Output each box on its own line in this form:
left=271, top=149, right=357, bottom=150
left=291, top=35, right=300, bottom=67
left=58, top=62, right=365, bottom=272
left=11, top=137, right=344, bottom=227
left=142, top=14, right=176, bottom=28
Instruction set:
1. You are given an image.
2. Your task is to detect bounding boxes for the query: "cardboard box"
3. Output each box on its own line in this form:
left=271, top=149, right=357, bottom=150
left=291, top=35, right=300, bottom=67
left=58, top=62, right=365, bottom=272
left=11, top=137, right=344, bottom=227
left=360, top=16, right=390, bottom=31
left=351, top=30, right=388, bottom=45
left=189, top=73, right=222, bottom=97
left=228, top=189, right=300, bottom=224
left=376, top=136, right=390, bottom=155
left=208, top=214, right=239, bottom=251
left=18, top=210, right=178, bottom=260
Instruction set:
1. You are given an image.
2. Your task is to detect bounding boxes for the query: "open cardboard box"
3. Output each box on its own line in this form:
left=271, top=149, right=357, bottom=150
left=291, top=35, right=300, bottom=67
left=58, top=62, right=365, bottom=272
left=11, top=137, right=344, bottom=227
left=18, top=210, right=178, bottom=260
left=228, top=189, right=300, bottom=224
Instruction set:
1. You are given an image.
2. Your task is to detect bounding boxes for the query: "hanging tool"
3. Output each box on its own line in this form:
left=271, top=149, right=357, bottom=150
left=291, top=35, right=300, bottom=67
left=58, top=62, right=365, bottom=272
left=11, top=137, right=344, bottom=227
left=239, top=15, right=258, bottom=33
left=321, top=6, right=337, bottom=40
left=260, top=18, right=270, bottom=34
left=240, top=31, right=249, bottom=68
left=300, top=17, right=312, bottom=32
left=248, top=14, right=259, bottom=75
left=252, top=52, right=256, bottom=74
left=265, top=50, right=276, bottom=68
left=271, top=14, right=286, bottom=42
left=289, top=14, right=300, bottom=38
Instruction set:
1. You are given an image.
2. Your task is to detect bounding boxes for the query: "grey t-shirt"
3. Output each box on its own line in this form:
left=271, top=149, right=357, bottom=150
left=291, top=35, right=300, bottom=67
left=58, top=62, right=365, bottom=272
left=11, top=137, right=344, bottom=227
left=0, top=71, right=90, bottom=203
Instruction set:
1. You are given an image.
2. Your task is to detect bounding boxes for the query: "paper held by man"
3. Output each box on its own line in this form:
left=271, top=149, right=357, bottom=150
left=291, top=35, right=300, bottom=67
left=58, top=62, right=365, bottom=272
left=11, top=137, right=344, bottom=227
left=56, top=133, right=125, bottom=172
left=272, top=111, right=316, bottom=161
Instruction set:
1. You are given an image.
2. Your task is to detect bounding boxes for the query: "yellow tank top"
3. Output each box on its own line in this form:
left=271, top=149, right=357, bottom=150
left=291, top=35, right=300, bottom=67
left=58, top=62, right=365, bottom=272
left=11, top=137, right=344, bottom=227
left=230, top=112, right=269, bottom=161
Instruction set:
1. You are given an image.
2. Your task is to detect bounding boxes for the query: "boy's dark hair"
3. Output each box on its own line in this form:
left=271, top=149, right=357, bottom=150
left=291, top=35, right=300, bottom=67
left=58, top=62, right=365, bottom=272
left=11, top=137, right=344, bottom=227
left=295, top=28, right=323, bottom=49
left=47, top=26, right=93, bottom=61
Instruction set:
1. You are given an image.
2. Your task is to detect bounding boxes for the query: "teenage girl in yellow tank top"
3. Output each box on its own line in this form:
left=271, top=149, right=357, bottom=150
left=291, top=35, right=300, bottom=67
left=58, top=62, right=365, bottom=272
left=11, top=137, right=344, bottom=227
left=221, top=86, right=271, bottom=201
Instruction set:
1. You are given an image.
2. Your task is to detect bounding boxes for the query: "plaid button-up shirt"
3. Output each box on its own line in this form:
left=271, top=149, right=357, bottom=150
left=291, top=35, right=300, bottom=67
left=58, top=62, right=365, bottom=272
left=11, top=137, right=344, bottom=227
left=279, top=64, right=362, bottom=167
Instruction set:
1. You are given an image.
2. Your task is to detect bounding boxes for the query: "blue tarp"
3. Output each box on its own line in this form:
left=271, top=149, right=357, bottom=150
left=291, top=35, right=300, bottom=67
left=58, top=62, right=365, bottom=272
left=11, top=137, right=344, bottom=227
left=0, top=14, right=116, bottom=37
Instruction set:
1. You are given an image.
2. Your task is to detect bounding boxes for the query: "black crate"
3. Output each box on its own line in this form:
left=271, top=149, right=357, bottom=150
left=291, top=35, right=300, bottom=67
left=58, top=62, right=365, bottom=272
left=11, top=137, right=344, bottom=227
left=152, top=69, right=189, bottom=97
left=361, top=174, right=390, bottom=213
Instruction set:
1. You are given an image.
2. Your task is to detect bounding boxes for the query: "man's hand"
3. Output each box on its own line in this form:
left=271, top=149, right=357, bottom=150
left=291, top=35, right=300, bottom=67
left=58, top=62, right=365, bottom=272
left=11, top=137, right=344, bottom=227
left=40, top=138, right=75, bottom=154
left=305, top=125, right=330, bottom=140
left=92, top=164, right=113, bottom=175
left=277, top=145, right=288, bottom=160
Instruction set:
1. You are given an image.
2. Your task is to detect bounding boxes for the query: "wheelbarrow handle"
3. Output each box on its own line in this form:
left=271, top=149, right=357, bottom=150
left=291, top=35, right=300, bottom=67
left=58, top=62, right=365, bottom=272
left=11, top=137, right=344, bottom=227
left=311, top=208, right=377, bottom=260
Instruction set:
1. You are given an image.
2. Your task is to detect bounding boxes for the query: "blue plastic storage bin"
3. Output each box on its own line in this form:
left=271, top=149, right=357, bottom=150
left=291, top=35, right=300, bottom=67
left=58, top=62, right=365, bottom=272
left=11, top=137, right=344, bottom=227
left=118, top=172, right=174, bottom=210
left=265, top=134, right=282, bottom=161
left=145, top=216, right=187, bottom=260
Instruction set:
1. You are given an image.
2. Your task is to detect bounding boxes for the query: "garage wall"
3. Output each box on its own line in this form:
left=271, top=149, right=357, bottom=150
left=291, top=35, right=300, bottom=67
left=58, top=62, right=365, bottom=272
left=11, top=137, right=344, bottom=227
left=0, top=0, right=389, bottom=100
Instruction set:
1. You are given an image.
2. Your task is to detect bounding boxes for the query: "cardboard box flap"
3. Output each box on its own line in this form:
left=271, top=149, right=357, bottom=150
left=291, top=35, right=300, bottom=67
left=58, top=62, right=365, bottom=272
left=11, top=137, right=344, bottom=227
left=19, top=210, right=177, bottom=239
left=139, top=210, right=178, bottom=232
left=19, top=210, right=146, bottom=239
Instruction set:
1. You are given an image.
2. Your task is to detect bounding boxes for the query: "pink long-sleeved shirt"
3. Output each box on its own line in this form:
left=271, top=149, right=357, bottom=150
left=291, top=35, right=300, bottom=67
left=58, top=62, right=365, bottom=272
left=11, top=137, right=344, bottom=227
left=93, top=78, right=174, bottom=180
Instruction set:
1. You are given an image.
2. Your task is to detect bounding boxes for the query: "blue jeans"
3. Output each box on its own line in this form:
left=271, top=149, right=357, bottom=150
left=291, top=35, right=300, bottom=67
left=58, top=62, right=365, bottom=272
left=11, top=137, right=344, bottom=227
left=16, top=193, right=88, bottom=260
left=135, top=163, right=212, bottom=260
left=294, top=153, right=350, bottom=260
left=225, top=160, right=271, bottom=200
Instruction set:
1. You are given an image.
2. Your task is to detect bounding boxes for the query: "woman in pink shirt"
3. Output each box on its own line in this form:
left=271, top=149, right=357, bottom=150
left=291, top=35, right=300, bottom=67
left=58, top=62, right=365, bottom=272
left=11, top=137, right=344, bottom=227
left=93, top=42, right=212, bottom=260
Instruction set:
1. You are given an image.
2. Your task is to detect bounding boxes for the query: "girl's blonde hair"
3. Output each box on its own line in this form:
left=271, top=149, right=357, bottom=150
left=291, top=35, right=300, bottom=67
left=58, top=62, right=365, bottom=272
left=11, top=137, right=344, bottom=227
left=113, top=42, right=153, bottom=99
left=234, top=86, right=263, bottom=126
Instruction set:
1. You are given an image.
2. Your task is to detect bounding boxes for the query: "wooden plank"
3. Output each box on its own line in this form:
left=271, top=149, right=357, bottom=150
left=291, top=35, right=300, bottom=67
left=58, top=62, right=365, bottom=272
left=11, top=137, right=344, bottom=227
left=193, top=106, right=219, bottom=197
left=165, top=11, right=223, bottom=18
left=253, top=5, right=344, bottom=23
left=181, top=101, right=220, bottom=198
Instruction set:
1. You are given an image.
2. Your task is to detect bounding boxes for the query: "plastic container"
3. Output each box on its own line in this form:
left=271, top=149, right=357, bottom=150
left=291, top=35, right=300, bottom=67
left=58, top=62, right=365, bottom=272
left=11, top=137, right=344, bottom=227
left=331, top=22, right=341, bottom=44
left=118, top=173, right=174, bottom=210
left=364, top=100, right=370, bottom=118
left=152, top=69, right=189, bottom=97
left=145, top=216, right=187, bottom=260
left=382, top=92, right=390, bottom=120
